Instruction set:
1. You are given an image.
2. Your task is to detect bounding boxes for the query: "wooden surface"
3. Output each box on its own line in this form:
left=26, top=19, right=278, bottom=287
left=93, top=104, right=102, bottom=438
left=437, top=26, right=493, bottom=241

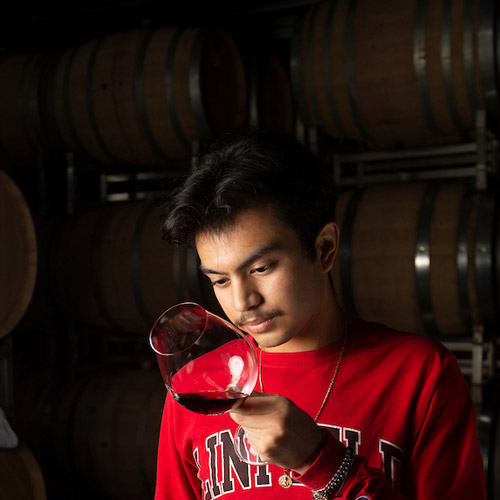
left=294, top=0, right=486, bottom=147
left=0, top=170, right=37, bottom=337
left=332, top=182, right=488, bottom=336
left=0, top=444, right=46, bottom=500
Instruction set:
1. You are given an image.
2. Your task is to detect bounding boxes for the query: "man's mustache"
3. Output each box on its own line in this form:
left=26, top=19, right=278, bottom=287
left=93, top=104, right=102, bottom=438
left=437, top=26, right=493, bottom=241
left=235, top=309, right=281, bottom=328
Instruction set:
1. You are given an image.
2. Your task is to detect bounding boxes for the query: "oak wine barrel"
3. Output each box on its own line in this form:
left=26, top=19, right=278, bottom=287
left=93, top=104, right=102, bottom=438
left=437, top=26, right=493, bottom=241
left=53, top=200, right=219, bottom=334
left=332, top=181, right=499, bottom=336
left=0, top=170, right=37, bottom=337
left=70, top=368, right=164, bottom=499
left=0, top=54, right=49, bottom=168
left=47, top=26, right=247, bottom=168
left=14, top=367, right=165, bottom=500
left=0, top=445, right=46, bottom=500
left=291, top=0, right=498, bottom=148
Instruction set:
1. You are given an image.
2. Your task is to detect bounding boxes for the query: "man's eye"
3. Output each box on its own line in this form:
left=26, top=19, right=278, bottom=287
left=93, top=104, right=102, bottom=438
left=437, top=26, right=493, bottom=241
left=212, top=278, right=228, bottom=287
left=251, top=264, right=273, bottom=274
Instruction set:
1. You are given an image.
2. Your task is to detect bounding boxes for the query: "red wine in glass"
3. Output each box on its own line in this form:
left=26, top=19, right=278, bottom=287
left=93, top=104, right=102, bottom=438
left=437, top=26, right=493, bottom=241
left=173, top=390, right=248, bottom=415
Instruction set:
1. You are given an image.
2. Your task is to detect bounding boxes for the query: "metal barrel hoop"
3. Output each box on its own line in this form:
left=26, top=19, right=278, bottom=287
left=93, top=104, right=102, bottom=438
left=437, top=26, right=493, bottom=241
left=414, top=182, right=442, bottom=336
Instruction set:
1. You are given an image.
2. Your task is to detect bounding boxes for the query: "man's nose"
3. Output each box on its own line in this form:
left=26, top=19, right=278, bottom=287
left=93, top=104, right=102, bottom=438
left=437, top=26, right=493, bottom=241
left=232, top=278, right=261, bottom=312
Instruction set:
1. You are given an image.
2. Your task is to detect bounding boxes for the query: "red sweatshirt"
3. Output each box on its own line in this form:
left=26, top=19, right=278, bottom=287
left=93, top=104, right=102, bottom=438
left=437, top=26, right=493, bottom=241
left=154, top=320, right=486, bottom=499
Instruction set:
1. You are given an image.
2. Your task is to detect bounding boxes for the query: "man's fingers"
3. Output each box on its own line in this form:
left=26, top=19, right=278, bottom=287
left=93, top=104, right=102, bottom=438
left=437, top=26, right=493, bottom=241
left=230, top=392, right=279, bottom=416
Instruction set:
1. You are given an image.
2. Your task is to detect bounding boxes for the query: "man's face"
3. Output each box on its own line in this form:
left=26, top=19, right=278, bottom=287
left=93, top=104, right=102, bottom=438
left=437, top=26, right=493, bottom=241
left=196, top=205, right=336, bottom=352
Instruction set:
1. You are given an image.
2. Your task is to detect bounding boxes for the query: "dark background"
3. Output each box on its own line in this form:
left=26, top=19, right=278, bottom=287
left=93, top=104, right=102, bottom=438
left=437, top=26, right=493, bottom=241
left=0, top=0, right=316, bottom=51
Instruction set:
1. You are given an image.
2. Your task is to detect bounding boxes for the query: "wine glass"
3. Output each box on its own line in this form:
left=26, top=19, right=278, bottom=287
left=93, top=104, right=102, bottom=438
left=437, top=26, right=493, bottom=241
left=149, top=302, right=262, bottom=463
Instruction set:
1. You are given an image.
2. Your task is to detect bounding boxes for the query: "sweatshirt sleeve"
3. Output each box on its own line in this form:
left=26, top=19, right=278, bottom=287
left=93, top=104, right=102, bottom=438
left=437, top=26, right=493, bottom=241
left=292, top=429, right=408, bottom=499
left=404, top=353, right=486, bottom=499
left=154, top=394, right=200, bottom=500
left=293, top=353, right=486, bottom=500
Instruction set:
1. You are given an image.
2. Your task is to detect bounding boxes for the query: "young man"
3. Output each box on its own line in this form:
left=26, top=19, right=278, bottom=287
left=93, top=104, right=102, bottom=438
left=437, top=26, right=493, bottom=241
left=156, top=129, right=486, bottom=499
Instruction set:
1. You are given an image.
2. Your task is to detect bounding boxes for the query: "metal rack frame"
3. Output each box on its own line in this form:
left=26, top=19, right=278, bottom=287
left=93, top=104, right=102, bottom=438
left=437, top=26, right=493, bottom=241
left=332, top=110, right=498, bottom=190
left=65, top=144, right=199, bottom=212
left=442, top=326, right=497, bottom=404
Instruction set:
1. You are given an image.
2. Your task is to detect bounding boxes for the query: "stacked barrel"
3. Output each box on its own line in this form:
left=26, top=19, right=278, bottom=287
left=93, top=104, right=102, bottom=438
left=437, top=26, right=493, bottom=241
left=290, top=0, right=499, bottom=148
left=331, top=181, right=500, bottom=337
left=0, top=445, right=47, bottom=500
left=14, top=367, right=164, bottom=500
left=0, top=26, right=247, bottom=170
left=0, top=170, right=37, bottom=339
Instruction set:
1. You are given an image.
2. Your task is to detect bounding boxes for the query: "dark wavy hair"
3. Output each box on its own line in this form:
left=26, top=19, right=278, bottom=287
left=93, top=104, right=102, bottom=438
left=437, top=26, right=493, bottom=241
left=161, top=129, right=337, bottom=260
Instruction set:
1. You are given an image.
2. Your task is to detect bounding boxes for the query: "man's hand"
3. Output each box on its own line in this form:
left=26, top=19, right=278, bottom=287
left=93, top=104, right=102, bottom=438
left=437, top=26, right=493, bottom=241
left=229, top=392, right=326, bottom=473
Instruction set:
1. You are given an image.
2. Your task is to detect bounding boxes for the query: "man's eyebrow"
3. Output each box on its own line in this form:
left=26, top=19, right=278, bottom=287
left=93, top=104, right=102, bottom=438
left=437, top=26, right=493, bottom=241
left=199, top=244, right=282, bottom=275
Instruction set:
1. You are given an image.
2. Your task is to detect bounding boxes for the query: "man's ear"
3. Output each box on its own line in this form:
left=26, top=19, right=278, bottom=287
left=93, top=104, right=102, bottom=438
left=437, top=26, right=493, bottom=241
left=315, top=222, right=340, bottom=273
